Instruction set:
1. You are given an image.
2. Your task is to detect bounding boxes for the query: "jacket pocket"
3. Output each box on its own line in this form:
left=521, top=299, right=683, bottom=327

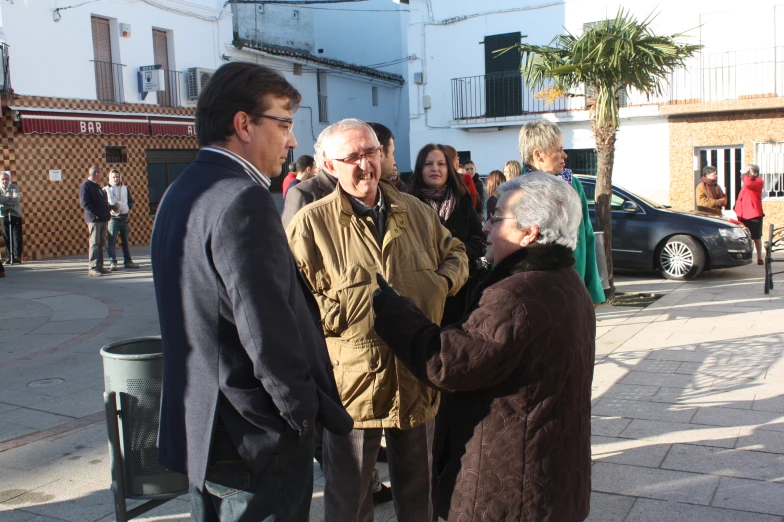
left=334, top=264, right=372, bottom=332
left=327, top=340, right=381, bottom=422
left=410, top=251, right=448, bottom=319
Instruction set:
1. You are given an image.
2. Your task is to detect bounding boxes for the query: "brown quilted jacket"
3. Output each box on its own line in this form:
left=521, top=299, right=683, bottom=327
left=374, top=244, right=595, bottom=522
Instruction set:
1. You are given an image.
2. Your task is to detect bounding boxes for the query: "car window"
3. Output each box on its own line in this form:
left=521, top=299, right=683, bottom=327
left=582, top=182, right=626, bottom=209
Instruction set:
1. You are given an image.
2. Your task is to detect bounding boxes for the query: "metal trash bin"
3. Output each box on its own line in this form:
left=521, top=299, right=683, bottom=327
left=594, top=231, right=611, bottom=290
left=101, top=337, right=188, bottom=521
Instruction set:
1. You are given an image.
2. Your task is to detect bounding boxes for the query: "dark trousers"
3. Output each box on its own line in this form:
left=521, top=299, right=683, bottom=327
left=107, top=216, right=132, bottom=264
left=323, top=421, right=433, bottom=522
left=2, top=215, right=22, bottom=262
left=191, top=431, right=315, bottom=522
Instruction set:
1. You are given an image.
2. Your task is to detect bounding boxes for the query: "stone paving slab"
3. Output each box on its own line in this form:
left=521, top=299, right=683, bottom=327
left=591, top=436, right=671, bottom=468
left=585, top=492, right=637, bottom=522
left=691, top=406, right=784, bottom=431
left=661, top=444, right=784, bottom=482
left=625, top=498, right=782, bottom=522
left=591, top=462, right=721, bottom=505
left=619, top=419, right=740, bottom=449
left=592, top=398, right=698, bottom=424
left=711, top=477, right=784, bottom=516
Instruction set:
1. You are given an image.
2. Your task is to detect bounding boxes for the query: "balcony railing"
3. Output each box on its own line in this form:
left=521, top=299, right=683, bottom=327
left=158, top=69, right=183, bottom=108
left=318, top=94, right=328, bottom=123
left=452, top=46, right=784, bottom=120
left=92, top=60, right=125, bottom=104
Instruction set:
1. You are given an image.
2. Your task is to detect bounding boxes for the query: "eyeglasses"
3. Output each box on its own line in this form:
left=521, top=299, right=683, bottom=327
left=330, top=147, right=382, bottom=165
left=252, top=113, right=294, bottom=134
left=486, top=213, right=516, bottom=226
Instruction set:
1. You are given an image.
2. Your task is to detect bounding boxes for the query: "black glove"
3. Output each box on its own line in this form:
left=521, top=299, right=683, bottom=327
left=372, top=273, right=400, bottom=315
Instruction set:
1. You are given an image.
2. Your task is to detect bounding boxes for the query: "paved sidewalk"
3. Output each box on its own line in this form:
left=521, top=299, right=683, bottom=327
left=0, top=249, right=783, bottom=521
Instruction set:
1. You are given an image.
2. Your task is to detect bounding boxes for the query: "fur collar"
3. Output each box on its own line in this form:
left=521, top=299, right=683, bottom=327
left=484, top=244, right=575, bottom=288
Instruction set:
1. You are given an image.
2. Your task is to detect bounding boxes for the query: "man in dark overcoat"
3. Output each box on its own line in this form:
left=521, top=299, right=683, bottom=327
left=151, top=62, right=352, bottom=522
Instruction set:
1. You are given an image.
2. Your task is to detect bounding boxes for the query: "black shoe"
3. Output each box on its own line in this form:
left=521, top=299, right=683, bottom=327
left=373, top=483, right=393, bottom=506
left=376, top=445, right=388, bottom=462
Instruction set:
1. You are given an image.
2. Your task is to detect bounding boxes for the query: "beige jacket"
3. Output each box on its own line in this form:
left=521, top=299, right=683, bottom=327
left=286, top=181, right=469, bottom=429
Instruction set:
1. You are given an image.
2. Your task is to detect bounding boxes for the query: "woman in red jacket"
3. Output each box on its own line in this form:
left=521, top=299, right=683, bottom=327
left=734, top=164, right=765, bottom=265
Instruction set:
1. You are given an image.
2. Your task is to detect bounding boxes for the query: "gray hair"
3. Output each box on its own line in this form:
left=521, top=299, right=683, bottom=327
left=88, top=166, right=102, bottom=178
left=316, top=118, right=379, bottom=160
left=747, top=164, right=760, bottom=175
left=496, top=172, right=582, bottom=250
left=702, top=165, right=716, bottom=176
left=519, top=120, right=563, bottom=166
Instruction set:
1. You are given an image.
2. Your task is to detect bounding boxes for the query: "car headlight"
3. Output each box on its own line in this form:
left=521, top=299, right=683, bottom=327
left=719, top=227, right=748, bottom=240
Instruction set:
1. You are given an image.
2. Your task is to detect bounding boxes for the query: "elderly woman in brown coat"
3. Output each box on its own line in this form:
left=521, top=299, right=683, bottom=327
left=372, top=173, right=595, bottom=522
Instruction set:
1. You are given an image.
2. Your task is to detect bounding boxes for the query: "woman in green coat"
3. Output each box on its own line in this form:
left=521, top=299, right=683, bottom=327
left=519, top=119, right=605, bottom=305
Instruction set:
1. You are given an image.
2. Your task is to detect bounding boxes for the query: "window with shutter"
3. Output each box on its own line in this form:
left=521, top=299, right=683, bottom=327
left=91, top=17, right=117, bottom=102
left=484, top=32, right=523, bottom=117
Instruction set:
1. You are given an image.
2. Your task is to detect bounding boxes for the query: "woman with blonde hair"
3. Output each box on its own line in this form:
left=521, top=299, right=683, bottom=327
left=484, top=170, right=505, bottom=219
left=503, top=160, right=522, bottom=180
left=519, top=119, right=604, bottom=305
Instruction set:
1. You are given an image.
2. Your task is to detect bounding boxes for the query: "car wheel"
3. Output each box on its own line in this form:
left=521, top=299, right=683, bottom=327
left=658, top=235, right=706, bottom=281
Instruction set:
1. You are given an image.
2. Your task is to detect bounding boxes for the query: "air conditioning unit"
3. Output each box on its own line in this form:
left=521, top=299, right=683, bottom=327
left=187, top=67, right=215, bottom=100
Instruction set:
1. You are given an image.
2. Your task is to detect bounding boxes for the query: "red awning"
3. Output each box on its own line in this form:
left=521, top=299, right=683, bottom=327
left=150, top=118, right=196, bottom=137
left=19, top=111, right=150, bottom=136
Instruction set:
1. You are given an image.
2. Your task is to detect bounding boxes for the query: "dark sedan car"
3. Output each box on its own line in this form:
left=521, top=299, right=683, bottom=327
left=577, top=175, right=753, bottom=280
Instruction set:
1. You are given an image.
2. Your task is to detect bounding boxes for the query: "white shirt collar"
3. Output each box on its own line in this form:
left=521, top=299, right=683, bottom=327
left=202, top=146, right=271, bottom=189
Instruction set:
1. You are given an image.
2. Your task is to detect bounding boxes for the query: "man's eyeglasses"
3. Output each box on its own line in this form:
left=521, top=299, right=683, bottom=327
left=486, top=213, right=516, bottom=226
left=252, top=113, right=294, bottom=134
left=330, top=147, right=382, bottom=165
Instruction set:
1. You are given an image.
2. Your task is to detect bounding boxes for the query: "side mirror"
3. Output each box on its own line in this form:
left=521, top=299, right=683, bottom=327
left=621, top=201, right=638, bottom=213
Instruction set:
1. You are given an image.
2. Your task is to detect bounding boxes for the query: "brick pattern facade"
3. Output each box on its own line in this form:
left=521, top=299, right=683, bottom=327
left=668, top=110, right=784, bottom=235
left=0, top=96, right=197, bottom=261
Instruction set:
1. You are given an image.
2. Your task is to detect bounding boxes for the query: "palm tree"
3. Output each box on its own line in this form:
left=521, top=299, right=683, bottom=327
left=506, top=10, right=700, bottom=297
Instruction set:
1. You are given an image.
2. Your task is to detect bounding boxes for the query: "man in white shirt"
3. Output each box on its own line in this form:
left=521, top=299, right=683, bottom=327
left=104, top=169, right=139, bottom=270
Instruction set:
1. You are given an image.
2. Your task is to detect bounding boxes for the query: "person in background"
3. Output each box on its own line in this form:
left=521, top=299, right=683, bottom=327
left=372, top=173, right=595, bottom=522
left=80, top=166, right=115, bottom=277
left=464, top=160, right=485, bottom=216
left=281, top=139, right=337, bottom=228
left=443, top=145, right=478, bottom=209
left=0, top=172, right=22, bottom=264
left=734, top=164, right=765, bottom=264
left=386, top=162, right=405, bottom=191
left=281, top=161, right=298, bottom=198
left=104, top=169, right=140, bottom=271
left=409, top=143, right=485, bottom=325
left=519, top=119, right=604, bottom=306
left=696, top=165, right=727, bottom=217
left=284, top=155, right=316, bottom=199
left=503, top=159, right=522, bottom=180
left=484, top=169, right=505, bottom=220
left=287, top=119, right=468, bottom=522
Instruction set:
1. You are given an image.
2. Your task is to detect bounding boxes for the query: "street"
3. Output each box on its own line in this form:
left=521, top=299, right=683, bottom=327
left=0, top=249, right=783, bottom=521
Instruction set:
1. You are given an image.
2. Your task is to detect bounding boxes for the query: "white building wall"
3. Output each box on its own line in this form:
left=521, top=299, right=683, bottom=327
left=310, top=0, right=411, bottom=170
left=233, top=0, right=411, bottom=170
left=233, top=4, right=315, bottom=53
left=1, top=0, right=230, bottom=105
left=405, top=0, right=782, bottom=200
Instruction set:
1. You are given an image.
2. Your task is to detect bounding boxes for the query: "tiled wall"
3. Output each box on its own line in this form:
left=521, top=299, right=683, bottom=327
left=0, top=96, right=197, bottom=261
left=668, top=110, right=784, bottom=233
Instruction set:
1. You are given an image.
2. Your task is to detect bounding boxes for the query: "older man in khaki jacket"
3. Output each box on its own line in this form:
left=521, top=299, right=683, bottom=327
left=287, top=119, right=468, bottom=522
